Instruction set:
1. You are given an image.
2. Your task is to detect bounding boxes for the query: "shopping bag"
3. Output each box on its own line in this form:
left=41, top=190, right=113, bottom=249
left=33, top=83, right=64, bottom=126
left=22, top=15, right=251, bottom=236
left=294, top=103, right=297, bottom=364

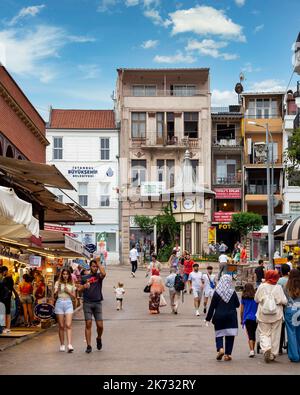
left=159, top=294, right=167, bottom=307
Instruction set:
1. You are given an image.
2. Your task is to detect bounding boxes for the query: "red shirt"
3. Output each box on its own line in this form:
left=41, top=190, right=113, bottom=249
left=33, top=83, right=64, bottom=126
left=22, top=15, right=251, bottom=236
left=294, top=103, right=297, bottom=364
left=184, top=259, right=194, bottom=275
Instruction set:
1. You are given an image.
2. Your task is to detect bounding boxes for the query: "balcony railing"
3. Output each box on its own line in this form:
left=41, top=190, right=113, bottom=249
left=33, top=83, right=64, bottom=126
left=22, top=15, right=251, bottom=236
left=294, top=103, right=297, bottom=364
left=246, top=184, right=280, bottom=195
left=211, top=106, right=242, bottom=113
left=213, top=175, right=242, bottom=185
left=244, top=155, right=283, bottom=165
left=131, top=133, right=200, bottom=148
left=123, top=89, right=207, bottom=97
left=212, top=139, right=242, bottom=148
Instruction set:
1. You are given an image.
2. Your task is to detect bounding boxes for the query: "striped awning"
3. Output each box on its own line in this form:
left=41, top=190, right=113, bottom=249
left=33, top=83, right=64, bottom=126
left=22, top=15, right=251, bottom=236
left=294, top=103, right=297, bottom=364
left=284, top=216, right=300, bottom=245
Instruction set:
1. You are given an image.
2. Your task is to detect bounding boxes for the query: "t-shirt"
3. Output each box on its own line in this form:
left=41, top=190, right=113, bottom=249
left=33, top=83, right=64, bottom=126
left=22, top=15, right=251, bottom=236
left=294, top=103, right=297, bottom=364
left=277, top=277, right=289, bottom=288
left=19, top=282, right=33, bottom=295
left=241, top=298, right=258, bottom=325
left=3, top=276, right=14, bottom=293
left=129, top=249, right=138, bottom=262
left=202, top=273, right=216, bottom=291
left=81, top=273, right=104, bottom=303
left=255, top=266, right=265, bottom=283
left=54, top=282, right=76, bottom=299
left=115, top=287, right=125, bottom=299
left=184, top=260, right=194, bottom=275
left=165, top=273, right=177, bottom=290
left=287, top=261, right=293, bottom=270
left=219, top=254, right=228, bottom=264
left=188, top=271, right=203, bottom=290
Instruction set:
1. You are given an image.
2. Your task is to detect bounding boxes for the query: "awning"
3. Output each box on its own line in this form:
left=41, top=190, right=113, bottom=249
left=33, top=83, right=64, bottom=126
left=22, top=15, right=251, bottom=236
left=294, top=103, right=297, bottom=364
left=274, top=222, right=290, bottom=241
left=284, top=216, right=300, bottom=245
left=0, top=186, right=39, bottom=238
left=0, top=156, right=74, bottom=190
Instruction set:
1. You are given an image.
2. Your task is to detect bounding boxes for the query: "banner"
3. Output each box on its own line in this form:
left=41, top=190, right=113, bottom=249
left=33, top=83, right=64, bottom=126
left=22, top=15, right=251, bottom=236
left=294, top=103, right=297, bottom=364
left=208, top=226, right=216, bottom=244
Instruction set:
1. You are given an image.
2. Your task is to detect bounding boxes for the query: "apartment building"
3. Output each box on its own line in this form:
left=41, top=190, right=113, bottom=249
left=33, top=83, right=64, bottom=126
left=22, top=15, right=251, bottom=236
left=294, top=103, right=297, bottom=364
left=115, top=68, right=212, bottom=263
left=211, top=105, right=243, bottom=250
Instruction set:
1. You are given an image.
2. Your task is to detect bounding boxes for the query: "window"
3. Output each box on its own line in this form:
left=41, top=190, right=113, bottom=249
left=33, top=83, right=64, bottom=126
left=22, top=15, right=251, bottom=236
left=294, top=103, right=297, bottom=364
left=191, top=159, right=199, bottom=183
left=53, top=137, right=63, bottom=160
left=247, top=99, right=279, bottom=119
left=290, top=202, right=300, bottom=214
left=172, top=85, right=196, bottom=96
left=100, top=183, right=110, bottom=207
left=100, top=138, right=110, bottom=160
left=132, top=85, right=156, bottom=96
left=216, top=160, right=236, bottom=184
left=131, top=160, right=147, bottom=187
left=167, top=112, right=174, bottom=141
left=157, top=160, right=164, bottom=182
left=156, top=160, right=175, bottom=189
left=106, top=233, right=116, bottom=252
left=184, top=112, right=198, bottom=138
left=216, top=124, right=236, bottom=142
left=78, top=183, right=88, bottom=207
left=131, top=112, right=146, bottom=139
left=156, top=112, right=164, bottom=144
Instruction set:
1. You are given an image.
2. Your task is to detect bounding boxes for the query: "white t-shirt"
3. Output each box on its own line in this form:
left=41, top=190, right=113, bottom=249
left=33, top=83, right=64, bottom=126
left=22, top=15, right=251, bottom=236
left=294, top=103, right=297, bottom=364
left=188, top=271, right=204, bottom=290
left=129, top=249, right=138, bottom=261
left=115, top=287, right=125, bottom=299
left=219, top=254, right=228, bottom=264
left=287, top=261, right=293, bottom=270
left=202, top=273, right=216, bottom=292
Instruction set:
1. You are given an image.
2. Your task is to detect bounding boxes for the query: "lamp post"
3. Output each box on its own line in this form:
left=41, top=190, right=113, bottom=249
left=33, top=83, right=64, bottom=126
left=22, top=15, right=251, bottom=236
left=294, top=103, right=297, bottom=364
left=248, top=121, right=275, bottom=268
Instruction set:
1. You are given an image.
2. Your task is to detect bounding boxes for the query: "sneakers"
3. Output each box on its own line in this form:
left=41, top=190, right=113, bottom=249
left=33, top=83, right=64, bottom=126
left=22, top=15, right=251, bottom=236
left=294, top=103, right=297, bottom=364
left=96, top=337, right=102, bottom=350
left=59, top=345, right=66, bottom=352
left=3, top=329, right=11, bottom=334
left=249, top=350, right=255, bottom=358
left=131, top=272, right=136, bottom=278
left=67, top=344, right=74, bottom=353
left=264, top=349, right=271, bottom=363
left=85, top=345, right=92, bottom=354
left=195, top=310, right=200, bottom=316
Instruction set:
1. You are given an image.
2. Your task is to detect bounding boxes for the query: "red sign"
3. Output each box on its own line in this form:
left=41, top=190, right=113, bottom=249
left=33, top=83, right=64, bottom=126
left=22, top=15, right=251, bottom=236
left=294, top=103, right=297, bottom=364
left=213, top=211, right=235, bottom=223
left=214, top=188, right=241, bottom=199
left=44, top=224, right=71, bottom=233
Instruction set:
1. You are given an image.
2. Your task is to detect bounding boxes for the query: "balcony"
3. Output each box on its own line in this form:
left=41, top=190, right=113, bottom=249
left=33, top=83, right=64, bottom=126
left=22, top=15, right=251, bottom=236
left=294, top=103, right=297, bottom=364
left=123, top=88, right=207, bottom=97
left=244, top=155, right=283, bottom=167
left=212, top=138, right=243, bottom=152
left=131, top=134, right=200, bottom=150
left=246, top=184, right=280, bottom=195
left=213, top=175, right=242, bottom=186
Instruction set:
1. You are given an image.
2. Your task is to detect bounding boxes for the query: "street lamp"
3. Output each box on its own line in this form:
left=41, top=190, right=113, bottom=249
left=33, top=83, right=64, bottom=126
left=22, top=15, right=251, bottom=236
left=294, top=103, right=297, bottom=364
left=248, top=121, right=275, bottom=268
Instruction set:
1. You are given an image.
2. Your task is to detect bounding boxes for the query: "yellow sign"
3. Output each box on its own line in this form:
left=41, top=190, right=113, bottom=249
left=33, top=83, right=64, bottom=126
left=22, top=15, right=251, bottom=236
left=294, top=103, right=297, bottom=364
left=208, top=226, right=216, bottom=244
left=274, top=258, right=288, bottom=265
left=218, top=224, right=231, bottom=230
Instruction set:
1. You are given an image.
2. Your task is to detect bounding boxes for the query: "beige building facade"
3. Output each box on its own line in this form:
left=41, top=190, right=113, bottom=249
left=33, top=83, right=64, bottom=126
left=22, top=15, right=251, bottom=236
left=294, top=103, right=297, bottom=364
left=115, top=68, right=212, bottom=263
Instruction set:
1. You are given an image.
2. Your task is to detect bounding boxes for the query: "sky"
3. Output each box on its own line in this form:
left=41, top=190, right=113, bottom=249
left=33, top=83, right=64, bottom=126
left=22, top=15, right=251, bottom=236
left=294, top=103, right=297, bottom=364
left=0, top=0, right=299, bottom=120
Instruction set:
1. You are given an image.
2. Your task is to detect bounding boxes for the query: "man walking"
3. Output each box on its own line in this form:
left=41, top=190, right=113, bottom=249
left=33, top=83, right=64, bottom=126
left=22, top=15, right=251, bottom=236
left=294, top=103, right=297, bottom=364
left=165, top=268, right=180, bottom=314
left=218, top=241, right=228, bottom=255
left=218, top=252, right=229, bottom=280
left=78, top=259, right=106, bottom=353
left=188, top=263, right=204, bottom=316
left=129, top=245, right=139, bottom=277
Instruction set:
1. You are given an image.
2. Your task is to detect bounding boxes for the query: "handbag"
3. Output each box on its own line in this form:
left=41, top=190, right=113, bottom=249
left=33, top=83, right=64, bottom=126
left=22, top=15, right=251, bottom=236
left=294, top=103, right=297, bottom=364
left=144, top=284, right=151, bottom=293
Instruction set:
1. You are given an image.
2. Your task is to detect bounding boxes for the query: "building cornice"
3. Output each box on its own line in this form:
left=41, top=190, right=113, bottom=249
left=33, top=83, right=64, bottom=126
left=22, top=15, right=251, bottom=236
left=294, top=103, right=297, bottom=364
left=0, top=82, right=49, bottom=147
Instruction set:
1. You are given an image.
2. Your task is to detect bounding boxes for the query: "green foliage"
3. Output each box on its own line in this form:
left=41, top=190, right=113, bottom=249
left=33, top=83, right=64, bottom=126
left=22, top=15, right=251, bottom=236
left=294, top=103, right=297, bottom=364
left=134, top=215, right=155, bottom=234
left=230, top=212, right=263, bottom=237
left=157, top=244, right=174, bottom=262
left=284, top=128, right=300, bottom=183
left=155, top=205, right=180, bottom=245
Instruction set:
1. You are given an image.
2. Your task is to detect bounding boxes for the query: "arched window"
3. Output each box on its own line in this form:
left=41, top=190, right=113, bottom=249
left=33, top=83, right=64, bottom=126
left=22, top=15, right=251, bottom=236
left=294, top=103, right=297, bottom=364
left=6, top=145, right=14, bottom=158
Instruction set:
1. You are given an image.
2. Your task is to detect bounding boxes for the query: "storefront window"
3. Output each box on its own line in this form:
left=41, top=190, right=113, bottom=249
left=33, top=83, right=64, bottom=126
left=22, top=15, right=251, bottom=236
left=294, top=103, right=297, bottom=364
left=106, top=233, right=116, bottom=252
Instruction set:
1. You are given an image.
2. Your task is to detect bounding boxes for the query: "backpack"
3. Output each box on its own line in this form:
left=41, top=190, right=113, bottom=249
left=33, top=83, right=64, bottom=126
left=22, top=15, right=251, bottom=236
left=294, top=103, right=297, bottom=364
left=174, top=274, right=185, bottom=292
left=262, top=286, right=277, bottom=315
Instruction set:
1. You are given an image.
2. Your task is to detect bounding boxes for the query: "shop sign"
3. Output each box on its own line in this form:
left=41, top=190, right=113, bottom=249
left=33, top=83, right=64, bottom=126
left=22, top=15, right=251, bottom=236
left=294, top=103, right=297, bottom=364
left=65, top=235, right=83, bottom=254
left=44, top=224, right=71, bottom=233
left=29, top=255, right=42, bottom=267
left=34, top=303, right=54, bottom=320
left=252, top=232, right=262, bottom=239
left=68, top=166, right=98, bottom=178
left=208, top=226, right=216, bottom=244
left=214, top=188, right=241, bottom=199
left=0, top=246, right=20, bottom=260
left=141, top=182, right=165, bottom=197
left=218, top=223, right=232, bottom=230
left=213, top=212, right=235, bottom=223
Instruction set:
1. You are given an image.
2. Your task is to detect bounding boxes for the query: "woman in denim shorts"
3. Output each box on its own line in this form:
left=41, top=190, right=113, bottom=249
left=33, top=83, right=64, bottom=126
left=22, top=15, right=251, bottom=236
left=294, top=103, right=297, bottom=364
left=54, top=269, right=76, bottom=353
left=18, top=274, right=34, bottom=327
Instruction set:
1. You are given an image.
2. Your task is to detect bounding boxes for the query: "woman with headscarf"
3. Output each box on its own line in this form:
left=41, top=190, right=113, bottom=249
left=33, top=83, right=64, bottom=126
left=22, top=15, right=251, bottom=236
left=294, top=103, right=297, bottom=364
left=205, top=275, right=240, bottom=361
left=254, top=270, right=287, bottom=363
left=148, top=269, right=165, bottom=314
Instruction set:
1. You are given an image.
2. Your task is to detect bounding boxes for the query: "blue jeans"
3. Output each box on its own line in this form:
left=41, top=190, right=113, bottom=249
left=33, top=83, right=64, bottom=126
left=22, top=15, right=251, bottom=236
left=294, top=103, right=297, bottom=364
left=216, top=336, right=235, bottom=355
left=284, top=306, right=300, bottom=362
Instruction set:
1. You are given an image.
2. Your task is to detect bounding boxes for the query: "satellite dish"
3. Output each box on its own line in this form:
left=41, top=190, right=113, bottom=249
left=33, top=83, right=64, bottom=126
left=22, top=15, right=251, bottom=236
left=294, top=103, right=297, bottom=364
left=235, top=82, right=244, bottom=94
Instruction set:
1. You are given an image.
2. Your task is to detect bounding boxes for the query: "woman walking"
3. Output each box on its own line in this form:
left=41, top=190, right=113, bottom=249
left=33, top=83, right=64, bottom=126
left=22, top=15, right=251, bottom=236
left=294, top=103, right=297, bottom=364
left=165, top=268, right=180, bottom=314
left=205, top=274, right=240, bottom=361
left=18, top=274, right=34, bottom=327
left=148, top=269, right=165, bottom=314
left=54, top=268, right=76, bottom=352
left=284, top=269, right=300, bottom=362
left=254, top=270, right=287, bottom=363
left=240, top=283, right=258, bottom=357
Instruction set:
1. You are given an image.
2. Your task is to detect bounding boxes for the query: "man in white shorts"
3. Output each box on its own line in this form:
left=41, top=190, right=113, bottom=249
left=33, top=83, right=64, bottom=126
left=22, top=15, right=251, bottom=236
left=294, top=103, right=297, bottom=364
left=202, top=266, right=216, bottom=314
left=188, top=263, right=204, bottom=316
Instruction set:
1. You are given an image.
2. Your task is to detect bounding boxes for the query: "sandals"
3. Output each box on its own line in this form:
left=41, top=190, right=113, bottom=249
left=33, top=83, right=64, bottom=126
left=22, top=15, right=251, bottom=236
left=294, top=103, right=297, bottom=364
left=216, top=348, right=225, bottom=360
left=224, top=355, right=232, bottom=361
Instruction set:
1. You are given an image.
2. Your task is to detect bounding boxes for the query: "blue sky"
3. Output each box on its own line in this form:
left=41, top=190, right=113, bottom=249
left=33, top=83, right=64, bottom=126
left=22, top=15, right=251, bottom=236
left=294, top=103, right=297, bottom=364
left=0, top=0, right=299, bottom=120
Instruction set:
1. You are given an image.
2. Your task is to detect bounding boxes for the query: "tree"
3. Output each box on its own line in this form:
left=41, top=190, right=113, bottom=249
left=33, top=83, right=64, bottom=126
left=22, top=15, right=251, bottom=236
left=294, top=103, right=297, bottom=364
left=230, top=212, right=263, bottom=239
left=284, top=128, right=300, bottom=183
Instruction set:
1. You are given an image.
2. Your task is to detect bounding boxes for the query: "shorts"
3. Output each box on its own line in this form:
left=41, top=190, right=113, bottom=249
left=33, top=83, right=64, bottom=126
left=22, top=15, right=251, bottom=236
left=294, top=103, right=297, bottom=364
left=83, top=301, right=103, bottom=321
left=204, top=288, right=214, bottom=298
left=20, top=295, right=33, bottom=304
left=192, top=289, right=203, bottom=299
left=4, top=295, right=12, bottom=314
left=183, top=273, right=190, bottom=283
left=55, top=298, right=74, bottom=315
left=245, top=319, right=257, bottom=341
left=116, top=298, right=123, bottom=302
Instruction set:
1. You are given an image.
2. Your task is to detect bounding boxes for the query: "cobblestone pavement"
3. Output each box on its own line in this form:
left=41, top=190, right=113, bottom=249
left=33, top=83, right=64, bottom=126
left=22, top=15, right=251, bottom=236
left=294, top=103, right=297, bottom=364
left=0, top=265, right=298, bottom=375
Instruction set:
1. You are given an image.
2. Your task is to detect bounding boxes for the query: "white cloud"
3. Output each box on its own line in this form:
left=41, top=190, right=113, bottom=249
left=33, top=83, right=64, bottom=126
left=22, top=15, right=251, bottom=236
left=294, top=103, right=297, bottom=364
left=242, top=62, right=261, bottom=73
left=0, top=25, right=95, bottom=82
left=186, top=39, right=238, bottom=60
left=67, top=35, right=95, bottom=43
left=78, top=64, right=101, bottom=79
left=212, top=89, right=239, bottom=107
left=125, top=0, right=139, bottom=6
left=8, top=5, right=46, bottom=26
left=98, top=0, right=160, bottom=12
left=254, top=24, right=264, bottom=34
left=98, top=0, right=118, bottom=12
left=141, top=39, right=158, bottom=49
left=235, top=0, right=245, bottom=7
left=144, top=9, right=171, bottom=27
left=250, top=79, right=285, bottom=92
left=154, top=51, right=196, bottom=64
left=169, top=6, right=246, bottom=42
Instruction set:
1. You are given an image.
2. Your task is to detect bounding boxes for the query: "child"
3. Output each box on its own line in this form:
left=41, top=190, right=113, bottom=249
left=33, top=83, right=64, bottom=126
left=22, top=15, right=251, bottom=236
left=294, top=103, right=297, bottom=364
left=114, top=282, right=125, bottom=311
left=240, top=283, right=258, bottom=358
left=202, top=266, right=216, bottom=314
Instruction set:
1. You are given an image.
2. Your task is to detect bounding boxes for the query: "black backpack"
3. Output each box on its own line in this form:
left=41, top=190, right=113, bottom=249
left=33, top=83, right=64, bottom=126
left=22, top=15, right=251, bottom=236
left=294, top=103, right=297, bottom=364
left=174, top=274, right=185, bottom=292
